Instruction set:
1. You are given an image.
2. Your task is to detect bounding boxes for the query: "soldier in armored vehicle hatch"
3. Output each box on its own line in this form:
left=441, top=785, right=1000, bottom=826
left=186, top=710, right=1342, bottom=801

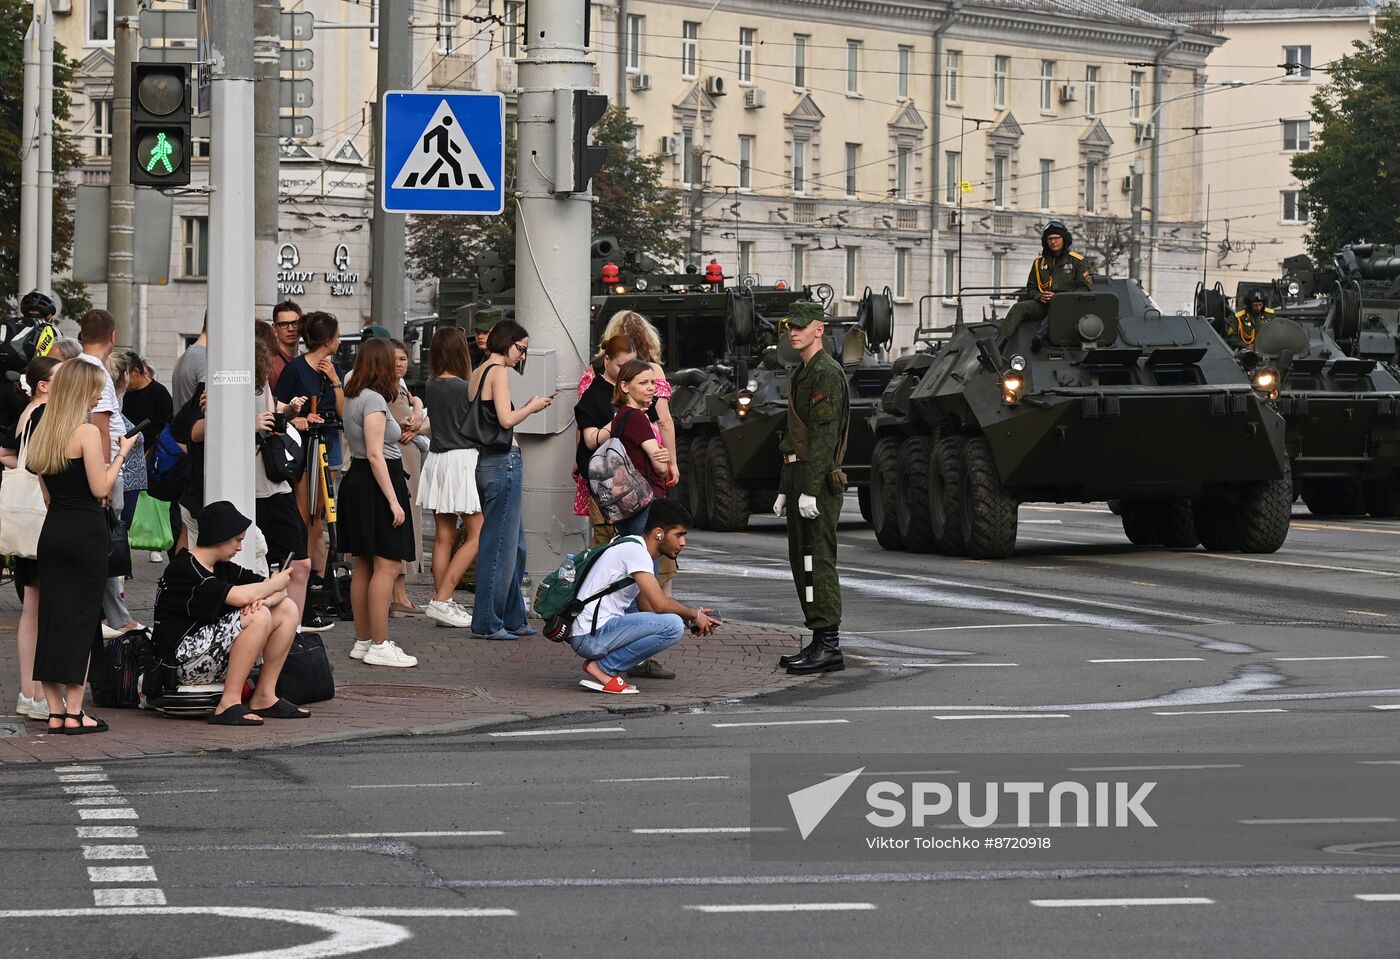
left=1224, top=289, right=1276, bottom=350
left=997, top=221, right=1094, bottom=338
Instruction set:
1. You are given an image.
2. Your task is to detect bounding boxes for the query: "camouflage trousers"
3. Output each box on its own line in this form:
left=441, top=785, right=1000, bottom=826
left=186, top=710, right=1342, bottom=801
left=996, top=298, right=1050, bottom=338
left=784, top=481, right=843, bottom=632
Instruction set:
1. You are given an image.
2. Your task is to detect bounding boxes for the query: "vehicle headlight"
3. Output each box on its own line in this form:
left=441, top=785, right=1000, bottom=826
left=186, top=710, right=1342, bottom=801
left=1008, top=354, right=1027, bottom=372
left=737, top=390, right=753, bottom=416
left=746, top=378, right=759, bottom=392
left=1000, top=371, right=1025, bottom=405
left=1252, top=366, right=1280, bottom=399
left=1287, top=281, right=1301, bottom=297
left=635, top=277, right=649, bottom=291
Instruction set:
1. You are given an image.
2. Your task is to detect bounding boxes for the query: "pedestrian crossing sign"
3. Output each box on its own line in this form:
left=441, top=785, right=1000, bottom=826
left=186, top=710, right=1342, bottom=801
left=381, top=90, right=505, bottom=215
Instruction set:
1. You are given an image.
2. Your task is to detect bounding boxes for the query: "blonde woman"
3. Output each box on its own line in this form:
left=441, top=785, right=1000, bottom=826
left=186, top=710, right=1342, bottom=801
left=599, top=311, right=678, bottom=488
left=28, top=360, right=138, bottom=734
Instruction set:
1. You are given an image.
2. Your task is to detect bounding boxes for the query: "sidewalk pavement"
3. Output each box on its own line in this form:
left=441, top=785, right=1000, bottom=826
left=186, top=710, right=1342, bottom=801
left=0, top=570, right=811, bottom=766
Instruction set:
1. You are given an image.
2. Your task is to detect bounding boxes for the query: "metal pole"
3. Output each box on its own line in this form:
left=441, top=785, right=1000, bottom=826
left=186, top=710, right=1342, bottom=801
left=516, top=0, right=593, bottom=582
left=370, top=3, right=411, bottom=338
left=37, top=2, right=54, bottom=297
left=19, top=18, right=39, bottom=296
left=106, top=0, right=138, bottom=335
left=253, top=0, right=281, bottom=324
left=688, top=148, right=703, bottom=266
left=1128, top=161, right=1143, bottom=281
left=205, top=0, right=257, bottom=537
left=1149, top=28, right=1185, bottom=295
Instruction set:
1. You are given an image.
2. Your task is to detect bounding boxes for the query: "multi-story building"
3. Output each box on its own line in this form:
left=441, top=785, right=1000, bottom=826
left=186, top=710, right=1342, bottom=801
left=1138, top=0, right=1388, bottom=291
left=56, top=0, right=1220, bottom=369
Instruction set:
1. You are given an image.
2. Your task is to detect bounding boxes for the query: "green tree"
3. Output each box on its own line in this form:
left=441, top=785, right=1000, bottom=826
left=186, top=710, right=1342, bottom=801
left=404, top=106, right=684, bottom=281
left=0, top=0, right=85, bottom=313
left=1292, top=13, right=1400, bottom=259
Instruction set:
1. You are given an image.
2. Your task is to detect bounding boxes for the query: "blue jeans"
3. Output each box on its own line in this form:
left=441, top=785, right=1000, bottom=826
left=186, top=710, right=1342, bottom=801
left=613, top=503, right=651, bottom=539
left=473, top=447, right=528, bottom=635
left=571, top=612, right=684, bottom=675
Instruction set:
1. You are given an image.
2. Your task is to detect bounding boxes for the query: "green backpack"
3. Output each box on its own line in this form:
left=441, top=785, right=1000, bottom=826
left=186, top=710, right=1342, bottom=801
left=534, top=536, right=644, bottom=642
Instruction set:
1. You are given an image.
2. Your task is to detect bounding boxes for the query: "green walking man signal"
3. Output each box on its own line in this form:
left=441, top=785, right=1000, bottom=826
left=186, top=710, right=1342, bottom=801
left=146, top=132, right=175, bottom=174
left=130, top=63, right=191, bottom=187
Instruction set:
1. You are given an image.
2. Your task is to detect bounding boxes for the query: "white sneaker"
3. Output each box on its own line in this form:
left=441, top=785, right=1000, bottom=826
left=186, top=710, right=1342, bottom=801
left=450, top=600, right=473, bottom=616
left=25, top=696, right=48, bottom=721
left=149, top=551, right=164, bottom=563
left=15, top=694, right=29, bottom=716
left=350, top=639, right=372, bottom=660
left=363, top=640, right=418, bottom=668
left=425, top=600, right=472, bottom=628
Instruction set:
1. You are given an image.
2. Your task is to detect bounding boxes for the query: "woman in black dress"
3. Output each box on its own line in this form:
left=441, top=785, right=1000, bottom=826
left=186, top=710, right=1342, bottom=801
left=28, top=360, right=138, bottom=734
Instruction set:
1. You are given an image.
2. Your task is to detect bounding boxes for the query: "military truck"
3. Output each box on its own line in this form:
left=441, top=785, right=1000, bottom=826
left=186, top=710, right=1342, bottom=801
left=1196, top=258, right=1400, bottom=518
left=868, top=277, right=1293, bottom=558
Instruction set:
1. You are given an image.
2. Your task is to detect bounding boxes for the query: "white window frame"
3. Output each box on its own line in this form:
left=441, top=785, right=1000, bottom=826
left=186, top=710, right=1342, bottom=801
left=993, top=56, right=1009, bottom=110
left=1283, top=45, right=1312, bottom=79
left=1283, top=119, right=1311, bottom=152
left=738, top=28, right=755, bottom=84
left=370, top=0, right=379, bottom=48
left=92, top=97, right=113, bottom=157
left=88, top=0, right=114, bottom=45
left=992, top=251, right=1006, bottom=294
left=845, top=245, right=860, bottom=298
left=503, top=1, right=523, bottom=59
left=1084, top=160, right=1099, bottom=213
left=1084, top=65, right=1099, bottom=117
left=1130, top=71, right=1144, bottom=120
left=895, top=248, right=909, bottom=300
left=1040, top=60, right=1055, bottom=112
left=794, top=34, right=808, bottom=89
left=993, top=154, right=1006, bottom=207
left=945, top=50, right=961, bottom=105
left=792, top=138, right=808, bottom=194
left=1282, top=189, right=1308, bottom=223
left=943, top=249, right=956, bottom=298
left=944, top=150, right=960, bottom=204
left=182, top=216, right=209, bottom=278
left=625, top=14, right=643, bottom=72
left=738, top=135, right=754, bottom=190
left=681, top=22, right=699, bottom=80
left=896, top=147, right=911, bottom=201
left=680, top=129, right=696, bottom=187
left=845, top=142, right=860, bottom=197
left=1039, top=159, right=1052, bottom=209
left=897, top=46, right=912, bottom=101
left=438, top=0, right=457, bottom=55
left=846, top=40, right=861, bottom=96
left=793, top=244, right=806, bottom=288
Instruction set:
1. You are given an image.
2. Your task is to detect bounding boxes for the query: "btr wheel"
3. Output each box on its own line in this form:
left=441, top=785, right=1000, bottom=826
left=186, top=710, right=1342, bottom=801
left=704, top=435, right=751, bottom=532
left=671, top=430, right=693, bottom=510
left=1363, top=476, right=1400, bottom=518
left=959, top=436, right=1018, bottom=559
left=686, top=434, right=713, bottom=528
left=1153, top=499, right=1200, bottom=548
left=1235, top=462, right=1293, bottom=553
left=857, top=484, right=873, bottom=524
left=1194, top=497, right=1242, bottom=552
left=1119, top=499, right=1161, bottom=546
left=931, top=434, right=967, bottom=555
left=869, top=436, right=905, bottom=550
left=896, top=435, right=938, bottom=553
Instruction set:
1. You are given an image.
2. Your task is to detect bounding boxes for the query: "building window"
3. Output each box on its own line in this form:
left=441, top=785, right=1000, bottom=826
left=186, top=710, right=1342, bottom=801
left=794, top=34, right=808, bottom=88
left=1282, top=189, right=1308, bottom=223
left=681, top=22, right=699, bottom=79
left=1084, top=160, right=1099, bottom=213
left=627, top=124, right=641, bottom=154
left=738, top=28, right=755, bottom=83
left=943, top=249, right=956, bottom=297
left=992, top=251, right=1006, bottom=294
left=897, top=46, right=912, bottom=100
left=625, top=15, right=643, bottom=72
left=792, top=139, right=808, bottom=193
left=846, top=40, right=861, bottom=95
left=1283, top=45, right=1312, bottom=79
left=370, top=0, right=379, bottom=47
left=994, top=56, right=1009, bottom=110
left=89, top=0, right=113, bottom=43
left=895, top=248, right=909, bottom=299
left=896, top=147, right=911, bottom=201
left=1283, top=120, right=1311, bottom=152
left=993, top=154, right=1006, bottom=207
left=945, top=50, right=961, bottom=104
left=503, top=1, right=522, bottom=58
left=182, top=216, right=208, bottom=278
left=738, top=135, right=754, bottom=190
left=1130, top=71, right=1144, bottom=120
left=845, top=142, right=859, bottom=197
left=739, top=240, right=754, bottom=278
left=680, top=129, right=696, bottom=186
left=1084, top=65, right=1099, bottom=117
left=92, top=98, right=113, bottom=157
left=793, top=245, right=806, bottom=288
left=1039, top=159, right=1052, bottom=209
left=944, top=151, right=960, bottom=203
left=438, top=0, right=457, bottom=54
left=845, top=246, right=860, bottom=297
left=1040, top=60, right=1055, bottom=112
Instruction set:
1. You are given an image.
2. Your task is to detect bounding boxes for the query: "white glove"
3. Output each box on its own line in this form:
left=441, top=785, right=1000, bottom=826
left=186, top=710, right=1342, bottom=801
left=773, top=494, right=786, bottom=517
left=798, top=494, right=820, bottom=519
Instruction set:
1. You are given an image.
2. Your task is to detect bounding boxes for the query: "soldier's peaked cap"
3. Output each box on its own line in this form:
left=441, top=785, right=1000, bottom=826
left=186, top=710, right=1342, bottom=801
left=786, top=302, right=827, bottom=327
left=473, top=307, right=502, bottom=331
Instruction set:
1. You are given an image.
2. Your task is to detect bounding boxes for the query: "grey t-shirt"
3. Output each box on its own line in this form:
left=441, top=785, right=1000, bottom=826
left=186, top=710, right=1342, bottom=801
left=424, top=375, right=474, bottom=453
left=344, top=388, right=402, bottom=461
left=171, top=343, right=207, bottom=409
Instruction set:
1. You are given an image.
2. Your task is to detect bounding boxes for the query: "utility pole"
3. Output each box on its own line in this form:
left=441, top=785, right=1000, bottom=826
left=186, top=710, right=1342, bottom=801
left=687, top=146, right=703, bottom=266
left=517, top=0, right=594, bottom=578
left=253, top=0, right=281, bottom=323
left=37, top=1, right=53, bottom=296
left=19, top=15, right=39, bottom=296
left=370, top=4, right=410, bottom=338
left=204, top=1, right=257, bottom=533
left=1128, top=161, right=1144, bottom=281
left=107, top=0, right=138, bottom=334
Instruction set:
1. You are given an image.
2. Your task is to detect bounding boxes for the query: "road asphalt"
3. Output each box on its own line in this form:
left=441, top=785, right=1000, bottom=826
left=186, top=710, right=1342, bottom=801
left=2, top=497, right=1399, bottom=958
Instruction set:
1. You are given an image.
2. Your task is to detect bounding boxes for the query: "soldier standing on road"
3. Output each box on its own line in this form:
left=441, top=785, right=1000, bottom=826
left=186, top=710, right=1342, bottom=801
left=997, top=220, right=1093, bottom=338
left=773, top=302, right=849, bottom=675
left=1224, top=289, right=1275, bottom=350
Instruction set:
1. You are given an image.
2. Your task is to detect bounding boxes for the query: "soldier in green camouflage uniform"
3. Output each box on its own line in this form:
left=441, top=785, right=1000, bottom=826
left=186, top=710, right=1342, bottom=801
left=997, top=220, right=1094, bottom=339
left=773, top=302, right=850, bottom=674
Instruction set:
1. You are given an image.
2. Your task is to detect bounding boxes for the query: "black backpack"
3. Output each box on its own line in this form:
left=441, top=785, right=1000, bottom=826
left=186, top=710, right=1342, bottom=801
left=89, top=628, right=149, bottom=708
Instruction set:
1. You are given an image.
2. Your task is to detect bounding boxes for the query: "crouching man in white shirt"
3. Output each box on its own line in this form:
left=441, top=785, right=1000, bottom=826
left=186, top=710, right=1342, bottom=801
left=572, top=499, right=721, bottom=695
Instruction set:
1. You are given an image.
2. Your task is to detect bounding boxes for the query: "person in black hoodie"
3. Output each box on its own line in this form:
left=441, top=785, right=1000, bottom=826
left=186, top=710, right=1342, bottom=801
left=998, top=220, right=1094, bottom=338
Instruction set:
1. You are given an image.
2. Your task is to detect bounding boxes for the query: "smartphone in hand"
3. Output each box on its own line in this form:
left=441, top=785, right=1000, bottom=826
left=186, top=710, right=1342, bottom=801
left=125, top=418, right=150, bottom=439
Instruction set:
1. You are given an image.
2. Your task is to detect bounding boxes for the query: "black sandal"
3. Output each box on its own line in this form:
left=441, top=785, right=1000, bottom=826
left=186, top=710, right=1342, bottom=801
left=208, top=704, right=264, bottom=726
left=47, top=712, right=68, bottom=735
left=250, top=698, right=310, bottom=720
left=65, top=711, right=109, bottom=735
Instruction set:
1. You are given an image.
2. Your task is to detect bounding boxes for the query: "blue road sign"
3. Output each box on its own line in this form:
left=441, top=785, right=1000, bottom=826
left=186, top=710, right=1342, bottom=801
left=381, top=90, right=505, bottom=215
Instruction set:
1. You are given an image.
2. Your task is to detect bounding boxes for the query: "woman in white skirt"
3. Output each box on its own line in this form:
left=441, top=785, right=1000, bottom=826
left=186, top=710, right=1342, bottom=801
left=417, top=325, right=483, bottom=628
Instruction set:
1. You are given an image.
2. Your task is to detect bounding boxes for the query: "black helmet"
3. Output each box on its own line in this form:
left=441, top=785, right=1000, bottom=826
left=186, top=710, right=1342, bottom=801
left=1041, top=220, right=1073, bottom=254
left=1246, top=289, right=1266, bottom=305
left=19, top=290, right=55, bottom=319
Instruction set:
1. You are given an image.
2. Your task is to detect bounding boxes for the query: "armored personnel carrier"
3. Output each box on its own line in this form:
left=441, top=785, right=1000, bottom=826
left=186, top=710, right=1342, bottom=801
left=868, top=277, right=1292, bottom=558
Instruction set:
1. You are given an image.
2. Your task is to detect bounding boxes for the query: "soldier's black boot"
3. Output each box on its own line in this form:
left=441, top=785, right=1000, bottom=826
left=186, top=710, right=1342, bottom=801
left=779, top=631, right=821, bottom=668
left=786, top=627, right=844, bottom=675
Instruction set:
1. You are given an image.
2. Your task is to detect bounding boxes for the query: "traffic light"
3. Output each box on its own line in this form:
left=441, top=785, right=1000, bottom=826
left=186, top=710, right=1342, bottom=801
left=553, top=90, right=608, bottom=195
left=130, top=63, right=191, bottom=187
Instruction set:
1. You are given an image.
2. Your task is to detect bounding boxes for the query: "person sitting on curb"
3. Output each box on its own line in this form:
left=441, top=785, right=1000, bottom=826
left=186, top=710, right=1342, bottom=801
left=569, top=498, right=720, bottom=695
left=151, top=500, right=310, bottom=726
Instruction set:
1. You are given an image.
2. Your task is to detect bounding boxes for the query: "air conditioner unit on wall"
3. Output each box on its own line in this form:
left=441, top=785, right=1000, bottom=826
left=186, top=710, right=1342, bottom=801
left=659, top=134, right=679, bottom=156
left=744, top=88, right=766, bottom=109
left=1134, top=122, right=1156, bottom=143
left=1059, top=84, right=1077, bottom=104
left=630, top=72, right=652, bottom=92
left=1122, top=175, right=1134, bottom=193
left=705, top=75, right=727, bottom=97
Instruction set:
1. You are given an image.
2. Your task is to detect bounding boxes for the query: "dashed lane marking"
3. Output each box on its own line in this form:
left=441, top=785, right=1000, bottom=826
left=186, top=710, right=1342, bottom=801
left=934, top=714, right=1071, bottom=721
left=1089, top=658, right=1205, bottom=664
left=902, top=662, right=1020, bottom=667
left=1242, top=818, right=1397, bottom=825
left=57, top=766, right=167, bottom=909
left=632, top=827, right=785, bottom=835
left=597, top=776, right=731, bottom=783
left=1356, top=894, right=1400, bottom=901
left=1152, top=708, right=1287, bottom=716
left=711, top=719, right=851, bottom=728
left=311, top=831, right=504, bottom=838
left=326, top=907, right=516, bottom=918
left=1372, top=705, right=1400, bottom=711
left=1198, top=553, right=1400, bottom=579
left=1274, top=655, right=1388, bottom=662
left=346, top=782, right=478, bottom=790
left=1068, top=764, right=1242, bottom=772
left=687, top=903, right=877, bottom=913
left=1031, top=898, right=1213, bottom=908
left=1346, top=610, right=1389, bottom=618
left=487, top=727, right=626, bottom=737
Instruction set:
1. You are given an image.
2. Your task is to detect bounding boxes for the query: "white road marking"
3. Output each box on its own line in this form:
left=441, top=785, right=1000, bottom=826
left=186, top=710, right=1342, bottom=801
left=1346, top=610, right=1389, bottom=618
left=934, top=714, right=1071, bottom=721
left=1358, top=760, right=1400, bottom=765
left=57, top=774, right=108, bottom=783
left=711, top=719, right=851, bottom=728
left=346, top=782, right=478, bottom=790
left=1068, top=764, right=1242, bottom=772
left=631, top=827, right=784, bottom=835
left=326, top=907, right=516, bottom=918
left=1242, top=818, right=1397, bottom=825
left=902, top=662, right=1019, bottom=668
left=77, top=808, right=137, bottom=820
left=1371, top=705, right=1400, bottom=711
left=71, top=796, right=132, bottom=806
left=92, top=889, right=166, bottom=906
left=864, top=625, right=1042, bottom=634
left=1020, top=519, right=1064, bottom=525
left=1152, top=708, right=1287, bottom=716
left=487, top=727, right=626, bottom=737
left=596, top=776, right=731, bottom=783
left=87, top=866, right=157, bottom=883
left=82, top=845, right=148, bottom=860
left=1032, top=898, right=1213, bottom=908
left=77, top=826, right=139, bottom=839
left=311, top=831, right=504, bottom=838
left=1356, top=894, right=1400, bottom=902
left=1089, top=657, right=1205, bottom=664
left=63, top=784, right=118, bottom=795
left=54, top=765, right=104, bottom=774
left=1274, top=655, right=1388, bottom=662
left=1199, top=553, right=1400, bottom=579
left=687, top=903, right=877, bottom=913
